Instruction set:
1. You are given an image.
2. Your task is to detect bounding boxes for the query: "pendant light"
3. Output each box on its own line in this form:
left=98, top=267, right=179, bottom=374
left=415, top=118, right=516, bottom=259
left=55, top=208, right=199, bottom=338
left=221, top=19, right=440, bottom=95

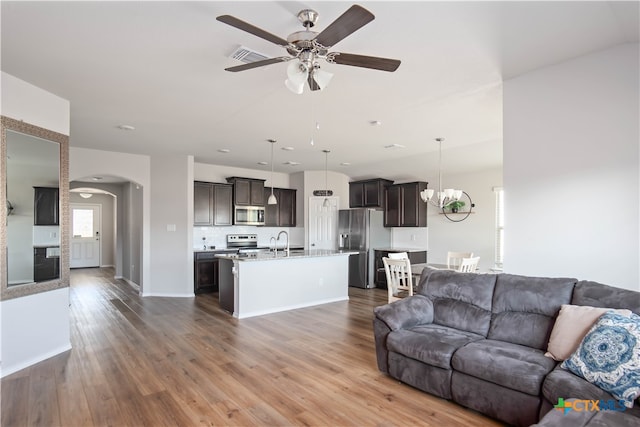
left=322, top=150, right=330, bottom=207
left=267, top=139, right=277, bottom=205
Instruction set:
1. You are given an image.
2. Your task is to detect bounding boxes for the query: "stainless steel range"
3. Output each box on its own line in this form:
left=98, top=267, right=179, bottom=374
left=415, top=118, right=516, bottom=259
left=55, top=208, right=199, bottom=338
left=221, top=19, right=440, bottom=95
left=226, top=234, right=270, bottom=254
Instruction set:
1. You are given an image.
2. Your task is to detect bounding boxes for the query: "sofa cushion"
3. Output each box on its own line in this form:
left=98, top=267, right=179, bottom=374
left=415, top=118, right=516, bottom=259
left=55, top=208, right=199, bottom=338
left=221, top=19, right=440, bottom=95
left=545, top=304, right=632, bottom=361
left=562, top=312, right=640, bottom=408
left=488, top=274, right=576, bottom=349
left=572, top=281, right=640, bottom=315
left=419, top=270, right=497, bottom=336
left=387, top=324, right=483, bottom=370
left=452, top=339, right=556, bottom=395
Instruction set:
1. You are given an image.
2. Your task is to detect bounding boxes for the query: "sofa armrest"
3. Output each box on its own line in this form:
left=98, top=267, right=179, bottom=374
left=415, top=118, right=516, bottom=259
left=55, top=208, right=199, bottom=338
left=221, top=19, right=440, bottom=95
left=374, top=295, right=434, bottom=331
left=373, top=296, right=434, bottom=373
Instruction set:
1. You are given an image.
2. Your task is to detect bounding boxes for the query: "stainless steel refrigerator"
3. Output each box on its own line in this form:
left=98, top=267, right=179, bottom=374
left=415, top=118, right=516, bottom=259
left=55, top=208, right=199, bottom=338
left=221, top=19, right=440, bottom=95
left=338, top=209, right=391, bottom=288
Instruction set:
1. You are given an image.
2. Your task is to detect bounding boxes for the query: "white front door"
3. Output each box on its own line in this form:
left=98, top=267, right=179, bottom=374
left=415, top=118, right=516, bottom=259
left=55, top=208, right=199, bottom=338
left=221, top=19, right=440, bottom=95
left=70, top=204, right=101, bottom=268
left=308, top=197, right=339, bottom=250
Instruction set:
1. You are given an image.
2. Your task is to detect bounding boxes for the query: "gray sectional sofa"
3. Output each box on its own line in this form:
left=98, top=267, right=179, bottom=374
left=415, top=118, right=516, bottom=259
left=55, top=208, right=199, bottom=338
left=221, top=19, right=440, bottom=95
left=373, top=269, right=640, bottom=426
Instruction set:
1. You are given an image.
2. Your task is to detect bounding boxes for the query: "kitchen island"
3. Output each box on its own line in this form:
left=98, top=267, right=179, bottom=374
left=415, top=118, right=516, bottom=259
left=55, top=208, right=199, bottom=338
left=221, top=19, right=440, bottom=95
left=216, top=250, right=355, bottom=319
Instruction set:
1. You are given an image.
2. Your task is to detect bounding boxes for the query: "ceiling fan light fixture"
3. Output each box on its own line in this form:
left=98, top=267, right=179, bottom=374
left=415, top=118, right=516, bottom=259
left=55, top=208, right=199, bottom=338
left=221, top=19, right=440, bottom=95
left=285, top=78, right=304, bottom=94
left=285, top=60, right=308, bottom=94
left=312, top=68, right=333, bottom=90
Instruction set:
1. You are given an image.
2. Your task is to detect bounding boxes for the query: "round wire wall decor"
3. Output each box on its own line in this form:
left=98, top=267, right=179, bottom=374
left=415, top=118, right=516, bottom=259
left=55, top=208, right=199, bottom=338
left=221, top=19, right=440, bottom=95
left=442, top=191, right=475, bottom=222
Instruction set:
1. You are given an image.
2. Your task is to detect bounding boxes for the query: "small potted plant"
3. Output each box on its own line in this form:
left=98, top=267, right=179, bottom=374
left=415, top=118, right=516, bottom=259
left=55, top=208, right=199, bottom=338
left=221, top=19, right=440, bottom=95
left=448, top=200, right=465, bottom=213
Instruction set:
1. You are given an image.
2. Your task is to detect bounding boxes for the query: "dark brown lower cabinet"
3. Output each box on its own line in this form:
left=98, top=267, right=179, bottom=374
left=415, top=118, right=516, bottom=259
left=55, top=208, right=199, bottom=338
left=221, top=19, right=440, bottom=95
left=194, top=252, right=218, bottom=293
left=374, top=249, right=427, bottom=289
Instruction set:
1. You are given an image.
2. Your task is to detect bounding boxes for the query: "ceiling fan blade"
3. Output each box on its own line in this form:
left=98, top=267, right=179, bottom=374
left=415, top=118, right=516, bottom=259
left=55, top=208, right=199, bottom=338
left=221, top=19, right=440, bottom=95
left=330, top=53, right=401, bottom=72
left=307, top=73, right=321, bottom=91
left=217, top=15, right=289, bottom=47
left=225, top=57, right=291, bottom=72
left=314, top=5, right=374, bottom=48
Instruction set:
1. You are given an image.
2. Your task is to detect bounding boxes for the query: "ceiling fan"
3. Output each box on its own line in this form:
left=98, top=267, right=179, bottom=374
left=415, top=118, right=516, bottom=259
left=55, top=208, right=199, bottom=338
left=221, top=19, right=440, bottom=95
left=217, top=4, right=401, bottom=94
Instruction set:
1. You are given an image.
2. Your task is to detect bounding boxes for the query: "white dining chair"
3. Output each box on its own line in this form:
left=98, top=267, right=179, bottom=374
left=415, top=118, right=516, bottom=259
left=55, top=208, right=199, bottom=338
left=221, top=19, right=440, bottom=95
left=447, top=251, right=474, bottom=270
left=388, top=252, right=408, bottom=260
left=383, top=257, right=414, bottom=303
left=458, top=256, right=480, bottom=273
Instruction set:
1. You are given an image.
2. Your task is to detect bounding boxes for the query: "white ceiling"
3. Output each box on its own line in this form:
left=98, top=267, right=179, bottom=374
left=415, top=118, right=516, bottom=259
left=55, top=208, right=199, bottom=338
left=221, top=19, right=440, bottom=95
left=1, top=1, right=638, bottom=182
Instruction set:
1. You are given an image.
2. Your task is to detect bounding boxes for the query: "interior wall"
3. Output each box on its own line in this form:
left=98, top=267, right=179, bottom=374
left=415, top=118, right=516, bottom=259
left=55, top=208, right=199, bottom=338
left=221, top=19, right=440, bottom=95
left=425, top=167, right=503, bottom=272
left=148, top=154, right=194, bottom=297
left=504, top=43, right=639, bottom=291
left=1, top=72, right=71, bottom=377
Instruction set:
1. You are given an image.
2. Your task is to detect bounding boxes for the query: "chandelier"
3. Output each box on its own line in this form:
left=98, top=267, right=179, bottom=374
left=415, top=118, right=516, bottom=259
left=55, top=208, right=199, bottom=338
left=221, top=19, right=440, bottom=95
left=420, top=138, right=463, bottom=208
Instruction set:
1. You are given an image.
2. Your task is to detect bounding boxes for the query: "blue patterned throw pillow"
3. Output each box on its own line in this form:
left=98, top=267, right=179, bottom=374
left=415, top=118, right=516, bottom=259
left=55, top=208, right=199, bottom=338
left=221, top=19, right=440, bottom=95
left=561, top=311, right=640, bottom=408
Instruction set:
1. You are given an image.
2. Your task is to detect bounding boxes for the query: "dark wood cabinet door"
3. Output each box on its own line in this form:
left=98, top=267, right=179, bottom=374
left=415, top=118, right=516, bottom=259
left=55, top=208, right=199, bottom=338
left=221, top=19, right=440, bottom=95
left=264, top=187, right=279, bottom=226
left=194, top=253, right=218, bottom=293
left=213, top=184, right=233, bottom=226
left=363, top=181, right=381, bottom=207
left=264, top=187, right=296, bottom=227
left=34, top=187, right=59, bottom=225
left=349, top=182, right=364, bottom=208
left=384, top=185, right=401, bottom=227
left=402, top=184, right=418, bottom=226
left=194, top=182, right=213, bottom=226
left=278, top=189, right=296, bottom=227
left=250, top=180, right=265, bottom=206
left=234, top=179, right=251, bottom=205
left=400, top=182, right=427, bottom=227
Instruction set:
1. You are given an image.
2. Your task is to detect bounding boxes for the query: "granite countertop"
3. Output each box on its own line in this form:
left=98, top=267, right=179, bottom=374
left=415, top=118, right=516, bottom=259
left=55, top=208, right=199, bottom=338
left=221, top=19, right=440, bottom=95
left=374, top=247, right=428, bottom=252
left=215, top=249, right=357, bottom=262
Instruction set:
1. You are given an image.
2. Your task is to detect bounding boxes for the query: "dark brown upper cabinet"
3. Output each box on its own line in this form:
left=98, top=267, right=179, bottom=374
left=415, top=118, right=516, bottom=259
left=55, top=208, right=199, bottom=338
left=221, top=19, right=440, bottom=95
left=349, top=178, right=393, bottom=209
left=226, top=177, right=265, bottom=206
left=194, top=182, right=233, bottom=226
left=264, top=187, right=296, bottom=227
left=34, top=187, right=59, bottom=225
left=384, top=181, right=428, bottom=227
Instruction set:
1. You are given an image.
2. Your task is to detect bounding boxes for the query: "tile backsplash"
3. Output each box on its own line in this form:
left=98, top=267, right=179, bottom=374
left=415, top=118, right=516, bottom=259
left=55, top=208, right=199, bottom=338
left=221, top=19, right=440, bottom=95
left=194, top=226, right=304, bottom=250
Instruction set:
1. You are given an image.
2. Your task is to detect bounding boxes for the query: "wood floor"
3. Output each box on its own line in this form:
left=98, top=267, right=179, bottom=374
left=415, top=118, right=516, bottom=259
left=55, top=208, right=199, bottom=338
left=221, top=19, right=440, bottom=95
left=1, top=268, right=503, bottom=426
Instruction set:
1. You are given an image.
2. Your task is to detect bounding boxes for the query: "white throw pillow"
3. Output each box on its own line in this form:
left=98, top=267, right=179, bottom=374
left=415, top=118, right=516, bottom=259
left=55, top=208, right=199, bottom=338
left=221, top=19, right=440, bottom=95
left=545, top=304, right=632, bottom=361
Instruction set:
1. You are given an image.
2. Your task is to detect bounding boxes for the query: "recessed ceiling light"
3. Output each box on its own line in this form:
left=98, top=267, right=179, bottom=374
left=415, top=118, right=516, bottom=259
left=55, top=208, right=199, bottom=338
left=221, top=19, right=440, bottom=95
left=340, top=162, right=351, bottom=166
left=283, top=161, right=300, bottom=166
left=369, top=120, right=382, bottom=126
left=384, top=143, right=405, bottom=149
left=116, top=124, right=135, bottom=131
left=257, top=161, right=268, bottom=166
left=281, top=146, right=295, bottom=151
left=218, top=148, right=231, bottom=153
left=92, top=176, right=103, bottom=181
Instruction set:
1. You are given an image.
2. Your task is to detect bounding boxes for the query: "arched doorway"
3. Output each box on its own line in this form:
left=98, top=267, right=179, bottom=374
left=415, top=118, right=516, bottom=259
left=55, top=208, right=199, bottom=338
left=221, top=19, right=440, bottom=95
left=70, top=176, right=143, bottom=292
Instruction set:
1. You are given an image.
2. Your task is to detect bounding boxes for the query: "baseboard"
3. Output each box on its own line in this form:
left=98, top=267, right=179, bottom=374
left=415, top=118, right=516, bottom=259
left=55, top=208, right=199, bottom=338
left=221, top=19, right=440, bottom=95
left=100, top=264, right=115, bottom=268
left=1, top=343, right=72, bottom=378
left=141, top=292, right=195, bottom=298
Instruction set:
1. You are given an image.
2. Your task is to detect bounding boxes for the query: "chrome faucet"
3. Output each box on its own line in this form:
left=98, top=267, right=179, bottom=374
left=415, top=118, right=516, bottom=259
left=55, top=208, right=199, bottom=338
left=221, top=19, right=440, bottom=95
left=277, top=230, right=289, bottom=255
left=270, top=236, right=277, bottom=257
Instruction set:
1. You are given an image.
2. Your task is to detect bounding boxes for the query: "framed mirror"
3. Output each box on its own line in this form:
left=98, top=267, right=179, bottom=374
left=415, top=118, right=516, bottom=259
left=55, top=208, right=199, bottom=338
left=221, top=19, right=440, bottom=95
left=1, top=116, right=69, bottom=300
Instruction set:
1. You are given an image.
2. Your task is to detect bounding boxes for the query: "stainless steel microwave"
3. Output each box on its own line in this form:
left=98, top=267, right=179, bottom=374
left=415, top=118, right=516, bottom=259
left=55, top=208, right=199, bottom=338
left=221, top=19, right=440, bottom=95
left=234, top=206, right=265, bottom=226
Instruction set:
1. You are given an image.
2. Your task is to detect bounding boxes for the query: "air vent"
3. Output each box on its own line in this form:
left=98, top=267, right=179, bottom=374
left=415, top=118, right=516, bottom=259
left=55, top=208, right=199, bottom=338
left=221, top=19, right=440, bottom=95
left=230, top=46, right=269, bottom=64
